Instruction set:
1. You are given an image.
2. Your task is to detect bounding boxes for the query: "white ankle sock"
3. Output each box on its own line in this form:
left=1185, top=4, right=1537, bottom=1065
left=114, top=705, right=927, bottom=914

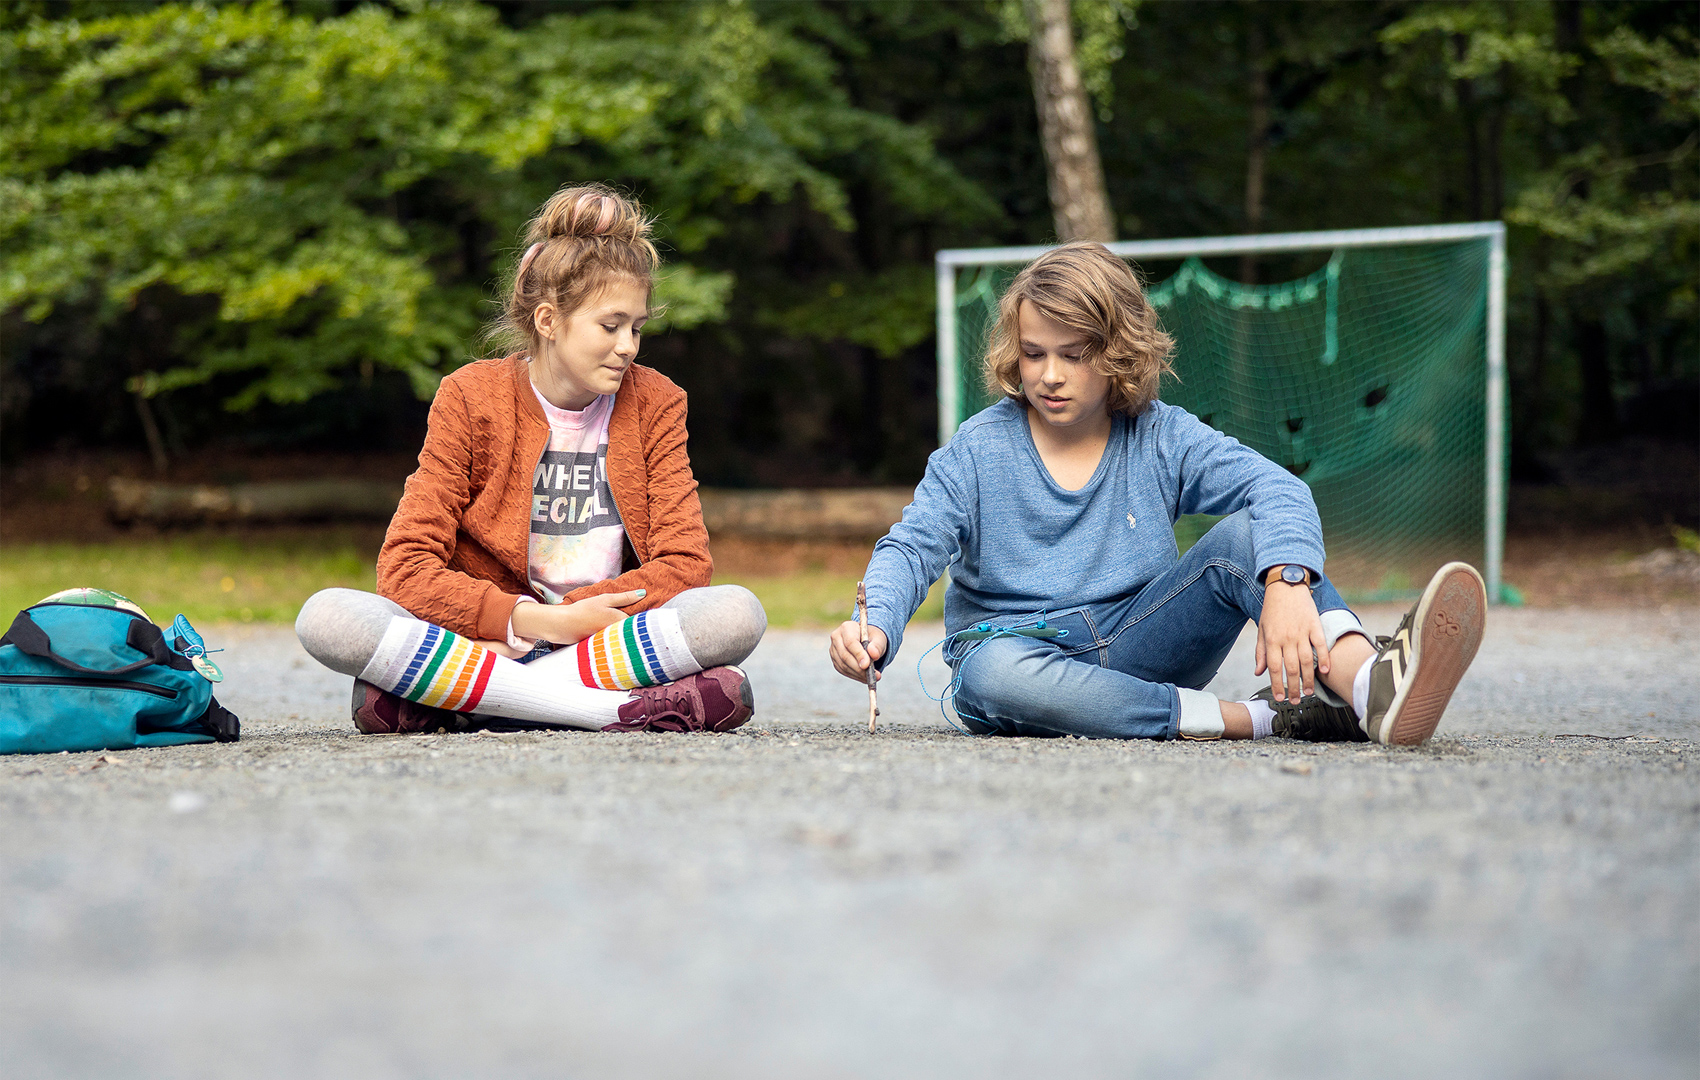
left=1243, top=698, right=1275, bottom=740
left=1351, top=656, right=1374, bottom=720
left=359, top=616, right=629, bottom=729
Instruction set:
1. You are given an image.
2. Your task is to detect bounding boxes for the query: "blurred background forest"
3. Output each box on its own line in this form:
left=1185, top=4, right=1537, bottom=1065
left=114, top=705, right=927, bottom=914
left=4, top=0, right=1694, bottom=476
left=0, top=0, right=1696, bottom=619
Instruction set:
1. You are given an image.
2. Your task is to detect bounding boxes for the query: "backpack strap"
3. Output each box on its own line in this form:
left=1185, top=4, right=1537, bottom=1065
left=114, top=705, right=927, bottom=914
left=1, top=610, right=188, bottom=676
left=200, top=697, right=241, bottom=742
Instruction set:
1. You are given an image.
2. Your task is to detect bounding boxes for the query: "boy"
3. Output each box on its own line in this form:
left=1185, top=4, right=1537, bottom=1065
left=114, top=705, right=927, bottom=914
left=828, top=242, right=1484, bottom=743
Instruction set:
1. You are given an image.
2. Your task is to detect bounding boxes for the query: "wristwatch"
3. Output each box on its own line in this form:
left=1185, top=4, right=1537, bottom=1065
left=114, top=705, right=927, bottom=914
left=1267, top=564, right=1311, bottom=587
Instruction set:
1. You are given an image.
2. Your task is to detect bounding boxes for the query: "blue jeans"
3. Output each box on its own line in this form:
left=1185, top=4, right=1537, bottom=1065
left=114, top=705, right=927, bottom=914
left=949, top=510, right=1361, bottom=740
left=516, top=641, right=554, bottom=665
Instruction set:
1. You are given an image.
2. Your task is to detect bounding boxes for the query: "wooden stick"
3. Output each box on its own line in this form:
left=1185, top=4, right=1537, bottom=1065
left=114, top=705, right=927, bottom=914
left=857, top=580, right=879, bottom=733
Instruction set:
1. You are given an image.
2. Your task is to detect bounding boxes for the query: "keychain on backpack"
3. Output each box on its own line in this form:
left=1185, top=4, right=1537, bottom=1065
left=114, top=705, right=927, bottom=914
left=170, top=614, right=224, bottom=683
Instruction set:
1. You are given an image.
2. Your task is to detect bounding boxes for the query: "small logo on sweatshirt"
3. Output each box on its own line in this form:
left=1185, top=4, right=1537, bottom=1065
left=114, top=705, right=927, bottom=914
left=1127, top=513, right=1137, bottom=529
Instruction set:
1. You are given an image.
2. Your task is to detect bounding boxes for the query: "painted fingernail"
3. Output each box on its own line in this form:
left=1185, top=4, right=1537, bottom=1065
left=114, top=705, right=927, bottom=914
left=635, top=589, right=646, bottom=597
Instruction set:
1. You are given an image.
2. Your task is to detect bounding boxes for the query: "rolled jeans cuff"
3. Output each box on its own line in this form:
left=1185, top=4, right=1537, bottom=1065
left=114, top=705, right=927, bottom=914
left=1319, top=608, right=1367, bottom=651
left=1175, top=687, right=1223, bottom=740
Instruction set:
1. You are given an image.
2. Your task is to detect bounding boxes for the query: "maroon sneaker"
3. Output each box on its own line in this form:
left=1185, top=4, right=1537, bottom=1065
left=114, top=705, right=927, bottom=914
left=604, top=666, right=754, bottom=733
left=350, top=679, right=468, bottom=735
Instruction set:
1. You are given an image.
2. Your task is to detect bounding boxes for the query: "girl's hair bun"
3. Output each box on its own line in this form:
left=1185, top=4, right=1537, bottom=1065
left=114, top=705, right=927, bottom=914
left=527, top=183, right=651, bottom=246
left=487, top=182, right=662, bottom=357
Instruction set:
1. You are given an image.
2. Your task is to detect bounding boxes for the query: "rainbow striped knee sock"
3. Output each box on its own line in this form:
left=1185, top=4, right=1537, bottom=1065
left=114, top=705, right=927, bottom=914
left=358, top=617, right=626, bottom=728
left=362, top=620, right=497, bottom=712
left=573, top=609, right=699, bottom=690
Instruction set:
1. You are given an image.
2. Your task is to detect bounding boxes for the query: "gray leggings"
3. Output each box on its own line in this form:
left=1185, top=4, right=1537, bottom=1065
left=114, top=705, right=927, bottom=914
left=296, top=584, right=767, bottom=683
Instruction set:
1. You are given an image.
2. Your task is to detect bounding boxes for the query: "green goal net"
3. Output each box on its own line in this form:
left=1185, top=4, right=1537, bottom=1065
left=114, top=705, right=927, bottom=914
left=936, top=225, right=1507, bottom=604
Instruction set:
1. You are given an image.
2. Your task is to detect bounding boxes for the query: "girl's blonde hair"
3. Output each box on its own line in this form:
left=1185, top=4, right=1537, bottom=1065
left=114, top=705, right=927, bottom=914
left=490, top=183, right=660, bottom=356
left=983, top=241, right=1175, bottom=417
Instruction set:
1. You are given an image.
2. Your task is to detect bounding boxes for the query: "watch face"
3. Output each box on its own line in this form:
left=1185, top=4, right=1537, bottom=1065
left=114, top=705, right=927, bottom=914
left=1283, top=565, right=1307, bottom=585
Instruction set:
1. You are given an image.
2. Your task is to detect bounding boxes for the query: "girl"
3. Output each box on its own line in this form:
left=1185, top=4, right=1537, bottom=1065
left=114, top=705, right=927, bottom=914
left=829, top=242, right=1485, bottom=745
left=297, top=184, right=765, bottom=734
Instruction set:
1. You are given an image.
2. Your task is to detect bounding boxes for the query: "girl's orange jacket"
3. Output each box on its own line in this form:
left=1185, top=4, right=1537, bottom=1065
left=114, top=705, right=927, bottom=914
left=377, top=354, right=712, bottom=641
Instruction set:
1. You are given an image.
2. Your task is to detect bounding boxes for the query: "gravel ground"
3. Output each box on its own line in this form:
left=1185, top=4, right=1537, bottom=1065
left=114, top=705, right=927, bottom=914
left=2, top=606, right=1696, bottom=1079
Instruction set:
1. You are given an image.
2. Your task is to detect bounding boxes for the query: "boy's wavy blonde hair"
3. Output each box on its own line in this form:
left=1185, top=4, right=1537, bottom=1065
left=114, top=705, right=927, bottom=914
left=983, top=241, right=1175, bottom=417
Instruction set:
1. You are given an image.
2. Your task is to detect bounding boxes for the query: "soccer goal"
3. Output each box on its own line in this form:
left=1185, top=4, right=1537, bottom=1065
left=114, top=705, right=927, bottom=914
left=935, top=223, right=1508, bottom=605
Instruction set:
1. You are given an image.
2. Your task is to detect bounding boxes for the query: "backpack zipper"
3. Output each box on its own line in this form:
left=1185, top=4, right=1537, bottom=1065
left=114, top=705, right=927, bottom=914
left=0, top=675, right=178, bottom=699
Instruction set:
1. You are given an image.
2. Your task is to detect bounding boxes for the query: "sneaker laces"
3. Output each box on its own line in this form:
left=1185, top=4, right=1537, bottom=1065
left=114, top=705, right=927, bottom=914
left=1267, top=691, right=1361, bottom=740
left=625, top=681, right=707, bottom=731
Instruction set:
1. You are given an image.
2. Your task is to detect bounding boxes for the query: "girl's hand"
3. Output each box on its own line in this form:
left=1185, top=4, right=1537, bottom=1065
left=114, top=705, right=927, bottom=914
left=511, top=589, right=646, bottom=645
left=829, top=621, right=888, bottom=683
left=1255, top=576, right=1330, bottom=704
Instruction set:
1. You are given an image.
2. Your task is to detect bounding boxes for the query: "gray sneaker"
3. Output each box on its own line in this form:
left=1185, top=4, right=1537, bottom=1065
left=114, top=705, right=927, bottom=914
left=1256, top=684, right=1367, bottom=742
left=1363, top=562, right=1487, bottom=746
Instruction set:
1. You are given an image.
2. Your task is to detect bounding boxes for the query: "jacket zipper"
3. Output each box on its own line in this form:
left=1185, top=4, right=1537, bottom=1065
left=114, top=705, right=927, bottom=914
left=0, top=675, right=178, bottom=699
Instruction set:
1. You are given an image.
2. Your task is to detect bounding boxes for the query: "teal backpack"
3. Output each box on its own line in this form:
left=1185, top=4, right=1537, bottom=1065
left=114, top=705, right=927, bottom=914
left=0, top=589, right=239, bottom=755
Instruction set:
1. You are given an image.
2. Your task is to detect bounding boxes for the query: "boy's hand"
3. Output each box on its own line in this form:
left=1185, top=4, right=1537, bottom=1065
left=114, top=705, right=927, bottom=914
left=1256, top=575, right=1330, bottom=704
left=511, top=589, right=646, bottom=646
left=829, top=621, right=888, bottom=683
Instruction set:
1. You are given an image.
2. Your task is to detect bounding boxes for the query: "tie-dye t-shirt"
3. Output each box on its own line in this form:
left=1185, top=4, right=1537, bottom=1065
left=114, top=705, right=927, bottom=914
left=527, top=385, right=625, bottom=604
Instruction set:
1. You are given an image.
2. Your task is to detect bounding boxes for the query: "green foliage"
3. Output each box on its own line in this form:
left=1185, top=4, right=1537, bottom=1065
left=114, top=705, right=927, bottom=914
left=1382, top=6, right=1697, bottom=313
left=648, top=265, right=736, bottom=334
left=1506, top=24, right=1699, bottom=309
left=0, top=0, right=988, bottom=414
left=1, top=0, right=1692, bottom=483
left=1596, top=24, right=1700, bottom=116
left=1073, top=0, right=1140, bottom=121
left=2, top=2, right=501, bottom=406
left=762, top=265, right=936, bottom=360
left=1380, top=3, right=1580, bottom=120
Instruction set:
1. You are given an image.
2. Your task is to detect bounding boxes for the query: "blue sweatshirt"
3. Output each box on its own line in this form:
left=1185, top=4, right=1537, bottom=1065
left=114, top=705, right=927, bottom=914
left=864, top=397, right=1326, bottom=667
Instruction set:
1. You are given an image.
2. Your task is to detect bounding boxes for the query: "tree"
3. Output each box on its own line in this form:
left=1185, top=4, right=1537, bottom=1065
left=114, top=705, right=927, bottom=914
left=1022, top=0, right=1117, bottom=242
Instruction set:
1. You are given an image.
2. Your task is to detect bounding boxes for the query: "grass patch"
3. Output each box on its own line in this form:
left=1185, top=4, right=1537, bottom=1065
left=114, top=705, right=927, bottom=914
left=1174, top=514, right=1224, bottom=554
left=0, top=537, right=378, bottom=626
left=0, top=537, right=944, bottom=630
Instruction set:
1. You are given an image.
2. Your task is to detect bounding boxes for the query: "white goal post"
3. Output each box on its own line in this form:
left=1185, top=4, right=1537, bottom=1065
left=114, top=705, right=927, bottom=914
left=934, top=222, right=1508, bottom=603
